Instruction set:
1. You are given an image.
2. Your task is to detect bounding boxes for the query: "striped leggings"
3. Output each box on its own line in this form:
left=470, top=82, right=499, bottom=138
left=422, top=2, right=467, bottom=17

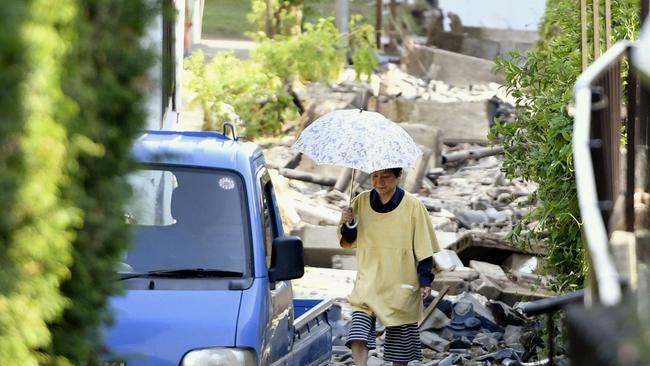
left=346, top=311, right=422, bottom=363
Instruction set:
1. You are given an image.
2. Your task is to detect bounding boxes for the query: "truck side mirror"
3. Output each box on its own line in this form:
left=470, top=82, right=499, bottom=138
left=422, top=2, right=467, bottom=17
left=268, top=236, right=304, bottom=282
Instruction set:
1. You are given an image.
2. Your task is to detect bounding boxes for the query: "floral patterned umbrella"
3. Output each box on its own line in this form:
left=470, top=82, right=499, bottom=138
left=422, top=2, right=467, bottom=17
left=292, top=109, right=422, bottom=174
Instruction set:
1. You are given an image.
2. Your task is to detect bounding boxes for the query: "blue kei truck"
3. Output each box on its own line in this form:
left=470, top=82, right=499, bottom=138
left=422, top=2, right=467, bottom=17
left=101, top=127, right=333, bottom=366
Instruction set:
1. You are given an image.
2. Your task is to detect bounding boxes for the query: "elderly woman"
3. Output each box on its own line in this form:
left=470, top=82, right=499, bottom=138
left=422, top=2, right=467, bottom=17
left=338, top=168, right=439, bottom=366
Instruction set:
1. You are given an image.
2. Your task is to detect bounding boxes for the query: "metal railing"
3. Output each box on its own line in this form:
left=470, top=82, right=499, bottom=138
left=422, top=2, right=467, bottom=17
left=573, top=41, right=632, bottom=306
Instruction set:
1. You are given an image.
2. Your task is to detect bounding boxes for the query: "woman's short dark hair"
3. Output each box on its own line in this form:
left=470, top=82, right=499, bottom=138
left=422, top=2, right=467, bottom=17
left=390, top=168, right=402, bottom=177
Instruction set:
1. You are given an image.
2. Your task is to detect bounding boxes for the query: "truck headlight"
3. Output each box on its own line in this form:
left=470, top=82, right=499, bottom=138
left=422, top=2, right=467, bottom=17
left=181, top=348, right=257, bottom=366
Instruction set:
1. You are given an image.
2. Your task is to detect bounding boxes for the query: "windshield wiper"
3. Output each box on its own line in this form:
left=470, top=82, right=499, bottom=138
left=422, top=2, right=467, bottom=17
left=118, top=268, right=244, bottom=280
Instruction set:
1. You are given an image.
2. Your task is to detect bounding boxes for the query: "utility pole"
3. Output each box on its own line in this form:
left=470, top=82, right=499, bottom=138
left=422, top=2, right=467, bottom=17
left=375, top=0, right=382, bottom=49
left=335, top=0, right=349, bottom=36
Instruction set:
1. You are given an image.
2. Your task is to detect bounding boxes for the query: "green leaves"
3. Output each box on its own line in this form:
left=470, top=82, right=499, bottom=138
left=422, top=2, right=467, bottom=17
left=186, top=50, right=299, bottom=138
left=491, top=0, right=639, bottom=290
left=186, top=13, right=378, bottom=140
left=0, top=1, right=78, bottom=365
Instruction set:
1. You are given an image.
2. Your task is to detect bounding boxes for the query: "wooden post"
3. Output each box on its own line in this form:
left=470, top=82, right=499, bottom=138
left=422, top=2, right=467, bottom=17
left=375, top=0, right=382, bottom=49
left=593, top=0, right=600, bottom=59
left=265, top=0, right=274, bottom=38
left=604, top=0, right=611, bottom=50
left=388, top=0, right=396, bottom=48
left=581, top=0, right=588, bottom=70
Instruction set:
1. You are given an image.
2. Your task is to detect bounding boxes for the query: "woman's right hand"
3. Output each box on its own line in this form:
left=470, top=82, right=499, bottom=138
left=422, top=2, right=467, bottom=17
left=340, top=207, right=354, bottom=224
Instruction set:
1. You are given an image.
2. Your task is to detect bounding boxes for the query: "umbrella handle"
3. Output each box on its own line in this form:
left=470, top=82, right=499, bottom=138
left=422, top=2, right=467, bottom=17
left=345, top=169, right=359, bottom=229
left=348, top=169, right=355, bottom=206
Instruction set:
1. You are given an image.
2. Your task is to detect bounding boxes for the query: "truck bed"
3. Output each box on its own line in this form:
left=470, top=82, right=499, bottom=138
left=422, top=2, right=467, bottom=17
left=273, top=299, right=334, bottom=366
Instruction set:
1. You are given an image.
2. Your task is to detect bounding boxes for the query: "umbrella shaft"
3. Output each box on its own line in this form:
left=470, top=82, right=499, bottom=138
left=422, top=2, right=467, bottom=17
left=349, top=169, right=355, bottom=206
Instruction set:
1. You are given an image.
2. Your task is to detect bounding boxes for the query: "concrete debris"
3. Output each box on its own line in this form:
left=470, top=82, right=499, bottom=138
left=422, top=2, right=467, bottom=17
left=261, top=41, right=561, bottom=364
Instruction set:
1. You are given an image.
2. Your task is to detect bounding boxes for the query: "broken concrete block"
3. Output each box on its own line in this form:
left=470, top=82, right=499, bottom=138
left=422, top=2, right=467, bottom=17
left=434, top=249, right=464, bottom=270
left=439, top=267, right=479, bottom=281
left=291, top=225, right=354, bottom=268
left=470, top=276, right=503, bottom=300
left=400, top=40, right=504, bottom=85
left=292, top=199, right=340, bottom=226
left=469, top=260, right=509, bottom=283
left=403, top=145, right=432, bottom=193
left=432, top=276, right=467, bottom=295
left=504, top=325, right=525, bottom=353
left=455, top=292, right=496, bottom=324
left=332, top=254, right=356, bottom=270
left=419, top=308, right=451, bottom=331
left=499, top=283, right=554, bottom=306
left=399, top=123, right=443, bottom=169
left=434, top=231, right=459, bottom=249
left=502, top=253, right=539, bottom=274
left=420, top=330, right=451, bottom=352
left=472, top=333, right=500, bottom=352
left=456, top=210, right=490, bottom=228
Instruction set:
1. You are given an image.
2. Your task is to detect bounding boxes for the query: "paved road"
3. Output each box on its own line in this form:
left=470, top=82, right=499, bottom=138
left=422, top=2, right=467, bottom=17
left=190, top=37, right=255, bottom=60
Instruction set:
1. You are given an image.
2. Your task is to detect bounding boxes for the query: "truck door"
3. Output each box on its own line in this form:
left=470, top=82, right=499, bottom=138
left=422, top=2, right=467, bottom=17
left=258, top=169, right=294, bottom=365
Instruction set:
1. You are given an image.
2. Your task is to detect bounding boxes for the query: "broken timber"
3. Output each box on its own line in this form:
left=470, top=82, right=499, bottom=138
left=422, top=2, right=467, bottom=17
left=442, top=146, right=504, bottom=165
left=279, top=168, right=337, bottom=186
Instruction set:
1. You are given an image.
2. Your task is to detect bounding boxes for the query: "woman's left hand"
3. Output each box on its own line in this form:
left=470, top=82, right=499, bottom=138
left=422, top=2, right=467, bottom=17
left=420, top=286, right=431, bottom=299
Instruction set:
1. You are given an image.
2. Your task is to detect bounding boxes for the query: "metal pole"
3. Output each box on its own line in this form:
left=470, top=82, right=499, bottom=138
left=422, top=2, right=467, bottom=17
left=581, top=0, right=588, bottom=70
left=349, top=169, right=355, bottom=207
left=626, top=47, right=637, bottom=232
left=388, top=0, right=396, bottom=48
left=548, top=313, right=555, bottom=366
left=593, top=0, right=600, bottom=59
left=335, top=0, right=349, bottom=36
left=375, top=0, right=382, bottom=49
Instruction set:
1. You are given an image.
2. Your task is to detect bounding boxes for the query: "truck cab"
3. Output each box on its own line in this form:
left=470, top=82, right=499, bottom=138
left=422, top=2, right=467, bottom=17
left=102, top=129, right=332, bottom=366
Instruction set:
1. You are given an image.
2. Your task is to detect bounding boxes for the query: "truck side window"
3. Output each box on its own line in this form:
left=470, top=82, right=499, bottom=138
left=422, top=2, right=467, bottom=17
left=260, top=174, right=279, bottom=268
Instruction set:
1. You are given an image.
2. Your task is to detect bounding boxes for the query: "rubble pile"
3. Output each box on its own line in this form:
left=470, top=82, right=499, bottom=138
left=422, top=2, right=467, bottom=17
left=327, top=289, right=569, bottom=365
left=259, top=43, right=562, bottom=363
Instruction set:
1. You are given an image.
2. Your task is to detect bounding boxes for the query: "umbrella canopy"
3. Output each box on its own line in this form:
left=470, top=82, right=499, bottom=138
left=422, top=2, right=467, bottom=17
left=292, top=109, right=422, bottom=174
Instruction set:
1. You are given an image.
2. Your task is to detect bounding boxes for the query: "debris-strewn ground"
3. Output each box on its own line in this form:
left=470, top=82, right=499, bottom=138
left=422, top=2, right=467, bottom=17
left=256, top=57, right=568, bottom=364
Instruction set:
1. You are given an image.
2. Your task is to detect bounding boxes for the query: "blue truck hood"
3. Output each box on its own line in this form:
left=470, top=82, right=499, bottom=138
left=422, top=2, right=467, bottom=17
left=103, top=289, right=242, bottom=366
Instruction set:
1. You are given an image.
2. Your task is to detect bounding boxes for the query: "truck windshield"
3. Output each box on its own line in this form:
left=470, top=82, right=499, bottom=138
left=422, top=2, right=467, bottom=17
left=121, top=166, right=250, bottom=276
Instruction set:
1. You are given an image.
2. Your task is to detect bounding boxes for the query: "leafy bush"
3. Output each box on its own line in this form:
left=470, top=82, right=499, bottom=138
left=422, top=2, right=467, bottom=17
left=248, top=0, right=304, bottom=39
left=491, top=0, right=639, bottom=289
left=185, top=51, right=299, bottom=137
left=187, top=3, right=378, bottom=139
left=348, top=15, right=378, bottom=82
left=0, top=1, right=79, bottom=365
left=45, top=1, right=155, bottom=365
left=252, top=17, right=345, bottom=83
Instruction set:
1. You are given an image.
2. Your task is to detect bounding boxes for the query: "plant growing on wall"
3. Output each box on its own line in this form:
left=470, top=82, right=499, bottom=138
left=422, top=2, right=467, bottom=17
left=491, top=0, right=639, bottom=289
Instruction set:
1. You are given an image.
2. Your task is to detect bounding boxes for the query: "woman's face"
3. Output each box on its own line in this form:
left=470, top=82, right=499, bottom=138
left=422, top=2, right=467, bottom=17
left=370, top=169, right=399, bottom=196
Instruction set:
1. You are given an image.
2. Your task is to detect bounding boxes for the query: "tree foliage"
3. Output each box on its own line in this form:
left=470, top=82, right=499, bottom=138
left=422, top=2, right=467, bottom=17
left=491, top=0, right=639, bottom=289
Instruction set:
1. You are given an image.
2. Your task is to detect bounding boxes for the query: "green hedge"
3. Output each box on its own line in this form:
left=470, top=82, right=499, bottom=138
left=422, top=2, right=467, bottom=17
left=492, top=0, right=639, bottom=289
left=0, top=1, right=79, bottom=365
left=47, top=1, right=154, bottom=365
left=0, top=1, right=153, bottom=365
